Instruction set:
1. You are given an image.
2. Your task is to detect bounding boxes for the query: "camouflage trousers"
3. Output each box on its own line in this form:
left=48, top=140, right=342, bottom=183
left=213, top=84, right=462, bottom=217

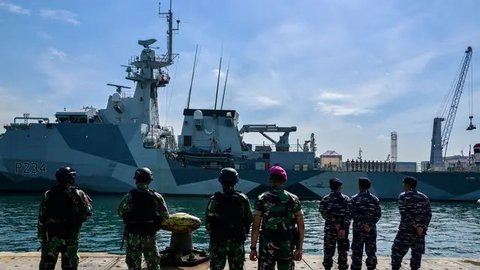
left=391, top=230, right=425, bottom=270
left=351, top=229, right=377, bottom=270
left=126, top=233, right=160, bottom=270
left=39, top=236, right=80, bottom=270
left=257, top=235, right=295, bottom=270
left=209, top=239, right=245, bottom=270
left=323, top=227, right=349, bottom=270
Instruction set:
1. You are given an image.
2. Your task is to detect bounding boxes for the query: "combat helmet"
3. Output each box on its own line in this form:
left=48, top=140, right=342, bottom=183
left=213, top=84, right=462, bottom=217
left=55, top=166, right=77, bottom=184
left=218, top=167, right=239, bottom=186
left=134, top=167, right=153, bottom=183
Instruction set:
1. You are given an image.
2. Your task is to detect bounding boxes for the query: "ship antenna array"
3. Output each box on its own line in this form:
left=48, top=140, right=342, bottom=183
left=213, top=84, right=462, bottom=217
left=220, top=58, right=231, bottom=110
left=159, top=0, right=180, bottom=64
left=186, top=45, right=200, bottom=109
left=214, top=50, right=223, bottom=110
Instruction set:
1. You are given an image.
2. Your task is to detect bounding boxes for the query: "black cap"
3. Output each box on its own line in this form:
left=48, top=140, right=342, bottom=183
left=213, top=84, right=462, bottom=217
left=219, top=167, right=239, bottom=186
left=134, top=167, right=153, bottom=182
left=358, top=177, right=371, bottom=189
left=56, top=166, right=76, bottom=184
left=403, top=176, right=417, bottom=188
left=329, top=178, right=343, bottom=190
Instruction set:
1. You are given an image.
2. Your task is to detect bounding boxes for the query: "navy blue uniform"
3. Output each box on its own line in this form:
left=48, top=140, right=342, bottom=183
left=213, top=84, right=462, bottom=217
left=391, top=189, right=431, bottom=270
left=350, top=191, right=381, bottom=270
left=319, top=192, right=352, bottom=270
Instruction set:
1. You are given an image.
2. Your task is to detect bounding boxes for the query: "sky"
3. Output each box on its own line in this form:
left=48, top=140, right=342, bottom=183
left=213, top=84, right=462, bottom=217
left=1, top=0, right=480, bottom=162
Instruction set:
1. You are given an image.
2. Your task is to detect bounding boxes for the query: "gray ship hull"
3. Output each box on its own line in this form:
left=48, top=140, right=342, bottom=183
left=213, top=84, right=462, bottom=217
left=2, top=125, right=479, bottom=201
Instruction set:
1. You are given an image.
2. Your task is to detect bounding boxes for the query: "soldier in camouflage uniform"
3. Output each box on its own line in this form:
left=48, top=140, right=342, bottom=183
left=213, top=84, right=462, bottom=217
left=118, top=167, right=169, bottom=270
left=206, top=167, right=253, bottom=270
left=249, top=166, right=305, bottom=270
left=350, top=177, right=381, bottom=270
left=38, top=166, right=93, bottom=270
left=319, top=178, right=352, bottom=270
left=391, top=176, right=432, bottom=270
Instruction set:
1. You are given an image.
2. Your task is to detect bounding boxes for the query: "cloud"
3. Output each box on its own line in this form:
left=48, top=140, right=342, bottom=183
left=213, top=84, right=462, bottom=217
left=317, top=91, right=351, bottom=101
left=256, top=96, right=282, bottom=107
left=0, top=1, right=30, bottom=15
left=316, top=102, right=372, bottom=116
left=38, top=32, right=53, bottom=40
left=48, top=47, right=67, bottom=60
left=376, top=134, right=388, bottom=140
left=39, top=8, right=79, bottom=26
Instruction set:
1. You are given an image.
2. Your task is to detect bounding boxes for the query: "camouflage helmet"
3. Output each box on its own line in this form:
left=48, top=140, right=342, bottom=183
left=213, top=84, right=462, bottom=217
left=56, top=166, right=76, bottom=184
left=134, top=167, right=153, bottom=182
left=218, top=167, right=239, bottom=185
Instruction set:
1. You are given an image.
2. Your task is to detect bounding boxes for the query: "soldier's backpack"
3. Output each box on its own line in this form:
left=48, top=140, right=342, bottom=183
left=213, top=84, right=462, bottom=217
left=124, top=189, right=164, bottom=235
left=44, top=185, right=85, bottom=238
left=261, top=192, right=299, bottom=242
left=210, top=191, right=249, bottom=242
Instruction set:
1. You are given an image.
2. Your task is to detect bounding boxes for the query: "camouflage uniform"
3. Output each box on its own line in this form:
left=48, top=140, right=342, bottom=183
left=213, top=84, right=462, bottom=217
left=38, top=184, right=92, bottom=270
left=255, top=186, right=302, bottom=270
left=118, top=183, right=169, bottom=270
left=350, top=191, right=381, bottom=270
left=319, top=191, right=352, bottom=270
left=206, top=185, right=253, bottom=270
left=391, top=189, right=431, bottom=270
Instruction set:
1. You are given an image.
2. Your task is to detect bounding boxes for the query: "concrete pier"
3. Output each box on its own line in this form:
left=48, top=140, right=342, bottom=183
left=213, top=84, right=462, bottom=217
left=1, top=252, right=479, bottom=269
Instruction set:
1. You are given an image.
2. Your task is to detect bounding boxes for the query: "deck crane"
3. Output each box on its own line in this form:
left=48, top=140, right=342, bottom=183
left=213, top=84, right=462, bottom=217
left=430, top=46, right=474, bottom=170
left=239, top=124, right=297, bottom=152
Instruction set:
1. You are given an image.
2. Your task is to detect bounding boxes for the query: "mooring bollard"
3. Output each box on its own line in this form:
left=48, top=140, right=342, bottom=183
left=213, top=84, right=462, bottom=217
left=159, top=212, right=209, bottom=266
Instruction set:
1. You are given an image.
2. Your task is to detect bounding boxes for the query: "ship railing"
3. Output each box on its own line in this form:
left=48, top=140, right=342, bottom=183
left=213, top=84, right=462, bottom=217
left=12, top=117, right=50, bottom=124
left=127, top=55, right=175, bottom=66
left=250, top=144, right=307, bottom=153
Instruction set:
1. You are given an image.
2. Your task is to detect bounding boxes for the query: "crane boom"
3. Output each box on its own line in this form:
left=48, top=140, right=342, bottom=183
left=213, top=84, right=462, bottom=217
left=441, top=46, right=473, bottom=155
left=430, top=46, right=473, bottom=169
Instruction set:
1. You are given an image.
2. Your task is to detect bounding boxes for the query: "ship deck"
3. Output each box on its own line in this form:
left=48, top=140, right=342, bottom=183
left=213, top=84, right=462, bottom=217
left=1, top=252, right=479, bottom=269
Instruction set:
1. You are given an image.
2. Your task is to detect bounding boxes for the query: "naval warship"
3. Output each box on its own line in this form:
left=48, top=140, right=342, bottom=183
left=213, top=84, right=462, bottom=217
left=1, top=2, right=480, bottom=200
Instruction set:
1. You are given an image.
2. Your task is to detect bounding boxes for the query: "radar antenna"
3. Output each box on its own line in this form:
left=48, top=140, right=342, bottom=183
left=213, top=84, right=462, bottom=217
left=107, top=83, right=131, bottom=94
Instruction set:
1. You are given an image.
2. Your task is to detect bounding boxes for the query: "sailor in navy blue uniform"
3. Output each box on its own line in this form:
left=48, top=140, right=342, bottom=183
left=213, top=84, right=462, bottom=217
left=391, top=176, right=432, bottom=270
left=350, top=177, right=381, bottom=270
left=319, top=178, right=352, bottom=270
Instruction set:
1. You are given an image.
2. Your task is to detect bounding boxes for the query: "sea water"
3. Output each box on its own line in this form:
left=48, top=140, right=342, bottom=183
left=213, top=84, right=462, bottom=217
left=0, top=194, right=479, bottom=257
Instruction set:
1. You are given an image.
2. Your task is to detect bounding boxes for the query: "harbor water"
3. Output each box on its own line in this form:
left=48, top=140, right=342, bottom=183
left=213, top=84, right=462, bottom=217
left=1, top=194, right=479, bottom=258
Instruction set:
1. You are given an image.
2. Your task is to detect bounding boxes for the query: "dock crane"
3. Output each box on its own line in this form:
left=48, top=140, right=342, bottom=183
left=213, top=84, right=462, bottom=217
left=430, top=46, right=474, bottom=170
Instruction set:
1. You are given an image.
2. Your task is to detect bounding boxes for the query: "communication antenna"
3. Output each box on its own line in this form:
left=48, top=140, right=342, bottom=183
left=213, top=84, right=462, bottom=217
left=186, top=45, right=199, bottom=109
left=159, top=0, right=180, bottom=64
left=214, top=54, right=223, bottom=110
left=220, top=59, right=230, bottom=110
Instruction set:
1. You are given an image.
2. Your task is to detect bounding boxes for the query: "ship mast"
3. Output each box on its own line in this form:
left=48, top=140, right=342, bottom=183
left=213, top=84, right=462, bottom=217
left=123, top=0, right=180, bottom=127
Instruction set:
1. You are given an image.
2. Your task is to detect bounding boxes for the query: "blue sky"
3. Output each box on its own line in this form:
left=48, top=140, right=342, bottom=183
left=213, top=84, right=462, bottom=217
left=1, top=0, right=480, bottom=162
